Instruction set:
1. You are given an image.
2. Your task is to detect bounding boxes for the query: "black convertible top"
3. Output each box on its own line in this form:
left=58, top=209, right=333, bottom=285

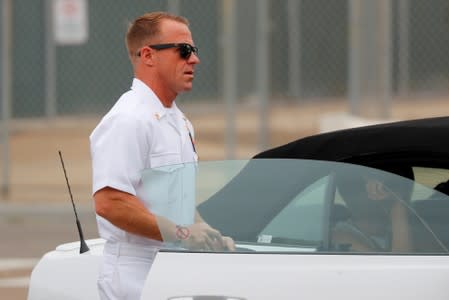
left=254, top=116, right=449, bottom=167
left=199, top=116, right=449, bottom=242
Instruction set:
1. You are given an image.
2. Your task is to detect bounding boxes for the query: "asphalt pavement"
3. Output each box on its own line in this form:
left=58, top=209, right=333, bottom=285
left=0, top=203, right=98, bottom=298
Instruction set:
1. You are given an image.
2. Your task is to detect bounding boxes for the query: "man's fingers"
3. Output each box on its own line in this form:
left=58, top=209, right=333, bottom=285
left=366, top=180, right=388, bottom=200
left=187, top=223, right=235, bottom=251
left=207, top=229, right=227, bottom=250
left=223, top=236, right=236, bottom=251
left=206, top=227, right=222, bottom=239
left=205, top=227, right=224, bottom=246
left=187, top=224, right=222, bottom=250
left=206, top=235, right=218, bottom=251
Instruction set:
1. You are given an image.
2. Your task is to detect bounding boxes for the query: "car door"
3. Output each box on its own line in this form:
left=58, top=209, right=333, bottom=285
left=142, top=159, right=449, bottom=300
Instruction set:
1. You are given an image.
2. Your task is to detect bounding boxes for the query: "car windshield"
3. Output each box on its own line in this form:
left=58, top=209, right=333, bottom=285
left=141, top=159, right=449, bottom=254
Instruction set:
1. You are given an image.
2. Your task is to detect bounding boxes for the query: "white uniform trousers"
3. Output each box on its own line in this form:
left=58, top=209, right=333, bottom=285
left=98, top=241, right=158, bottom=300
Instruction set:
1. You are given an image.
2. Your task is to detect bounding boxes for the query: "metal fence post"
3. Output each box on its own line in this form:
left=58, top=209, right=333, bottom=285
left=45, top=0, right=57, bottom=117
left=379, top=0, right=392, bottom=118
left=349, top=0, right=392, bottom=119
left=287, top=0, right=301, bottom=99
left=398, top=0, right=410, bottom=98
left=257, top=0, right=270, bottom=151
left=223, top=0, right=237, bottom=159
left=348, top=0, right=361, bottom=116
left=1, top=0, right=12, bottom=198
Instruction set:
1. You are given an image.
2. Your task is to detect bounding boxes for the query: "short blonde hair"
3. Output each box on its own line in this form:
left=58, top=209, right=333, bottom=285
left=126, top=11, right=189, bottom=60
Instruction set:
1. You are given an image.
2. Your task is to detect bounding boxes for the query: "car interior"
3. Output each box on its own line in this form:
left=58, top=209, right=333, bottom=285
left=332, top=163, right=449, bottom=254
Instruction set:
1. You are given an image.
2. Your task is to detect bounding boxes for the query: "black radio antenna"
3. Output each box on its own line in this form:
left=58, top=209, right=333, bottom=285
left=58, top=150, right=90, bottom=254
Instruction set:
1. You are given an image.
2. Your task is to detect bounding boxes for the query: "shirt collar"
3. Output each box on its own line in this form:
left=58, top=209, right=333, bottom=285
left=131, top=78, right=183, bottom=120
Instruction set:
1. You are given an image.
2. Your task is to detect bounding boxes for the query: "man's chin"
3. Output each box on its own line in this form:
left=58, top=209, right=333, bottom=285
left=180, top=85, right=193, bottom=93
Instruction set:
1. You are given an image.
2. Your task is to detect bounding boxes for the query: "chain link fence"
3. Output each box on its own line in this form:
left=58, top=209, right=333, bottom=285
left=1, top=0, right=449, bottom=200
left=1, top=0, right=449, bottom=118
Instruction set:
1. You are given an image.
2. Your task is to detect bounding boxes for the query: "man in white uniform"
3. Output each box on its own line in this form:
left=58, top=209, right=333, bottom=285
left=90, top=12, right=234, bottom=300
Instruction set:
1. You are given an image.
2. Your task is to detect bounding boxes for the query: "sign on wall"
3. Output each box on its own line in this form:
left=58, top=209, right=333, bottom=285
left=53, top=0, right=88, bottom=45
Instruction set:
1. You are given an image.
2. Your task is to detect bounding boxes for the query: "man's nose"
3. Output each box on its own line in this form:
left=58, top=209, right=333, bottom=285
left=188, top=53, right=200, bottom=64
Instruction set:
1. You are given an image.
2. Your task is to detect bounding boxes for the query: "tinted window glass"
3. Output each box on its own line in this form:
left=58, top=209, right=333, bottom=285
left=144, top=160, right=449, bottom=254
left=260, top=176, right=330, bottom=246
left=412, top=167, right=449, bottom=200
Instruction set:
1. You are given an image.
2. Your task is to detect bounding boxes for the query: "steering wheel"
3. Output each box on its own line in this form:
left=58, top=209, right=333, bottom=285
left=331, top=222, right=383, bottom=252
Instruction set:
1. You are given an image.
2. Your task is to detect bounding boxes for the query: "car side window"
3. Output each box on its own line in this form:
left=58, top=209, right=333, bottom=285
left=411, top=167, right=449, bottom=200
left=194, top=160, right=449, bottom=254
left=259, top=176, right=330, bottom=247
left=407, top=167, right=449, bottom=252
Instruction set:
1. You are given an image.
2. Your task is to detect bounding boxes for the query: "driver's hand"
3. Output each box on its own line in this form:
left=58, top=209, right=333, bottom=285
left=365, top=179, right=389, bottom=201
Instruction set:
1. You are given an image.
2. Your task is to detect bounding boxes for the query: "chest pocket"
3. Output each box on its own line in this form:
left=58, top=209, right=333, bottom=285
left=144, top=153, right=183, bottom=206
left=141, top=157, right=196, bottom=225
left=149, top=153, right=181, bottom=169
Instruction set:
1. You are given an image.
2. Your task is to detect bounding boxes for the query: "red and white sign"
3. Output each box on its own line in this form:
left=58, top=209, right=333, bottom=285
left=53, top=0, right=88, bottom=45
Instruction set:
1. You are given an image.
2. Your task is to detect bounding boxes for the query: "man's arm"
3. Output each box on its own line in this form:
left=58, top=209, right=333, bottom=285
left=94, top=186, right=164, bottom=241
left=390, top=200, right=411, bottom=252
left=94, top=186, right=234, bottom=250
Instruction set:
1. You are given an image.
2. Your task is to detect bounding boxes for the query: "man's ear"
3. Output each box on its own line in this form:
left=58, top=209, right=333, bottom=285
left=140, top=47, right=155, bottom=66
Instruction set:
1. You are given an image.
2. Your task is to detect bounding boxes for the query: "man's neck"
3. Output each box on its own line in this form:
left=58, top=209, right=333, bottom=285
left=135, top=76, right=175, bottom=108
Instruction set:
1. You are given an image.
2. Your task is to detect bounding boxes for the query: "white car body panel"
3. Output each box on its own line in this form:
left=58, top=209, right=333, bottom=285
left=28, top=238, right=449, bottom=300
left=28, top=239, right=103, bottom=300
left=143, top=252, right=449, bottom=300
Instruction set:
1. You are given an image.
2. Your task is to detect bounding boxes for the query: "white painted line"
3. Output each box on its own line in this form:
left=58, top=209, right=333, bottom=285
left=0, top=276, right=30, bottom=288
left=0, top=258, right=39, bottom=271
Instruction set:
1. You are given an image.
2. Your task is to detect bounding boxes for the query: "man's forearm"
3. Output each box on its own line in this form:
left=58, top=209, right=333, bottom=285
left=391, top=201, right=411, bottom=251
left=94, top=187, right=164, bottom=241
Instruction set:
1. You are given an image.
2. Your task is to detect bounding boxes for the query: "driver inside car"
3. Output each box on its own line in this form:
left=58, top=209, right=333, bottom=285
left=332, top=166, right=414, bottom=252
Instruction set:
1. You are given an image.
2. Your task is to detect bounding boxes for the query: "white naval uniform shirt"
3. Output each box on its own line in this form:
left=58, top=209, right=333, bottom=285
left=90, top=78, right=198, bottom=247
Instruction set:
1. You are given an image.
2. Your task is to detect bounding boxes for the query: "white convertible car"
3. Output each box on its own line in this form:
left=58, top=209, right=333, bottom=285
left=28, top=117, right=449, bottom=300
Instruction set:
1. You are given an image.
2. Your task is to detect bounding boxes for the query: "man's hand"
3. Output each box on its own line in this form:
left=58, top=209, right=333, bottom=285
left=222, top=236, right=236, bottom=251
left=365, top=179, right=389, bottom=201
left=179, top=222, right=235, bottom=251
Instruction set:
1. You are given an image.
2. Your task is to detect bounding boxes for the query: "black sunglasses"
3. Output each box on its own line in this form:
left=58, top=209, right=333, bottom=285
left=138, top=43, right=198, bottom=59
